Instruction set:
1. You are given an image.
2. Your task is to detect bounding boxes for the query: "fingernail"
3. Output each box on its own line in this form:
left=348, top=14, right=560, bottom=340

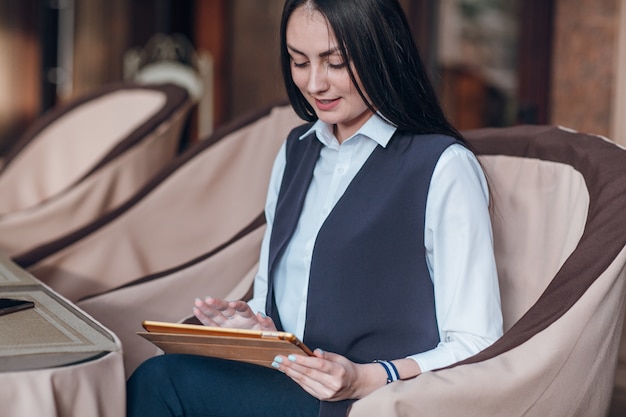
left=271, top=362, right=284, bottom=372
left=194, top=298, right=202, bottom=306
left=259, top=312, right=267, bottom=318
left=288, top=354, right=297, bottom=362
left=204, top=296, right=213, bottom=301
left=273, top=356, right=283, bottom=363
left=315, top=348, right=324, bottom=355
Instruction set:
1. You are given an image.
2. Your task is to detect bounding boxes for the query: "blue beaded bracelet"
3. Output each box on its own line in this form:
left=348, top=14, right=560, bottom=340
left=374, top=360, right=400, bottom=384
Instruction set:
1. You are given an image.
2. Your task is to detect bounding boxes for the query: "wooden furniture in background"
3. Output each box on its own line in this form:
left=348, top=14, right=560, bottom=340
left=194, top=0, right=230, bottom=129
left=0, top=1, right=41, bottom=155
left=517, top=0, right=555, bottom=124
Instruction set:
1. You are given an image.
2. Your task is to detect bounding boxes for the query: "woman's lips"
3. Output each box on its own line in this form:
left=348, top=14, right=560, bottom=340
left=314, top=98, right=340, bottom=111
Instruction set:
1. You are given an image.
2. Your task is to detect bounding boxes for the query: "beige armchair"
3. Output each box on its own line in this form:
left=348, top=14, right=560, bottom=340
left=0, top=82, right=191, bottom=257
left=349, top=125, right=626, bottom=417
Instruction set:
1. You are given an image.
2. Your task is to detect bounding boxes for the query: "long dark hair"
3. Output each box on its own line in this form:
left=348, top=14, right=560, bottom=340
left=280, top=0, right=462, bottom=140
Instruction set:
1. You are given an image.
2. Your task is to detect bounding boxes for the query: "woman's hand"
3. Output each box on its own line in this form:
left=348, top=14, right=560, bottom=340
left=193, top=296, right=276, bottom=331
left=271, top=349, right=388, bottom=401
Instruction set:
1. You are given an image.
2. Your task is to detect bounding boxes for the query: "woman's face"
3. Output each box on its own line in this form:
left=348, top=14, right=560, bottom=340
left=286, top=6, right=373, bottom=143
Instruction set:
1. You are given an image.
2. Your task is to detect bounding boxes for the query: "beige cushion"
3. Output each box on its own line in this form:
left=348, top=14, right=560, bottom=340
left=483, top=155, right=589, bottom=331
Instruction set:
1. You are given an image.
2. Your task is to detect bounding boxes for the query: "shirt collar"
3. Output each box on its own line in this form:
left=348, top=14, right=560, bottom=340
left=298, top=113, right=397, bottom=148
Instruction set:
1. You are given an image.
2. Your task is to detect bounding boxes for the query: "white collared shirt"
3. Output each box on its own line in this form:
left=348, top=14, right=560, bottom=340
left=248, top=114, right=503, bottom=372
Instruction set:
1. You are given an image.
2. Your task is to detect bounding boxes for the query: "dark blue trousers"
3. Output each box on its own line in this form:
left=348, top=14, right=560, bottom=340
left=126, top=354, right=320, bottom=417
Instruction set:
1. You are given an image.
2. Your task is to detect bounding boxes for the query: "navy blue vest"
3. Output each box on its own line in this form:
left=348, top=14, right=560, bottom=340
left=266, top=124, right=456, bottom=417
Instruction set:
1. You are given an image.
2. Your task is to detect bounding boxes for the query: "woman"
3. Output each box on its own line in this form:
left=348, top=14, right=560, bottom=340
left=126, top=1, right=502, bottom=416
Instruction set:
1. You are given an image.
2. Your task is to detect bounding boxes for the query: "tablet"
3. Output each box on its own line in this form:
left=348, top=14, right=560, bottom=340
left=138, top=320, right=313, bottom=368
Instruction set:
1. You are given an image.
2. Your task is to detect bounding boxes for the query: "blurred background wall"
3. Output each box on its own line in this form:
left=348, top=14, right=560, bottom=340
left=0, top=0, right=623, bottom=153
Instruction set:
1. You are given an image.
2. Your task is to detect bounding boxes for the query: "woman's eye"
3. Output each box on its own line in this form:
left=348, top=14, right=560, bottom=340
left=292, top=61, right=308, bottom=68
left=328, top=62, right=347, bottom=69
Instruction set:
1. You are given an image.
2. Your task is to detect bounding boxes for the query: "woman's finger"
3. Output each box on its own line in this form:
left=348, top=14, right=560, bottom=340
left=274, top=355, right=336, bottom=399
left=255, top=312, right=276, bottom=330
left=194, top=297, right=235, bottom=324
left=193, top=306, right=219, bottom=326
left=229, top=300, right=255, bottom=319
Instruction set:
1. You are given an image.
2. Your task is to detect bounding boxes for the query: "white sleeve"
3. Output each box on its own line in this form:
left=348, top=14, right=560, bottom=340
left=408, top=144, right=503, bottom=372
left=246, top=141, right=287, bottom=314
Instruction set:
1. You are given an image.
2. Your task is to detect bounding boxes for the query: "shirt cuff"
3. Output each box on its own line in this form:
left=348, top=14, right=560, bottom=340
left=407, top=345, right=458, bottom=373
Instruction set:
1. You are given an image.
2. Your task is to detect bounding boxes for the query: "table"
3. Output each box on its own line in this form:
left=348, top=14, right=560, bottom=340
left=0, top=254, right=125, bottom=417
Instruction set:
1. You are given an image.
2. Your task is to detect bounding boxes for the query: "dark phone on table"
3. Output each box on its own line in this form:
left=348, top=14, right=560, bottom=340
left=0, top=298, right=35, bottom=316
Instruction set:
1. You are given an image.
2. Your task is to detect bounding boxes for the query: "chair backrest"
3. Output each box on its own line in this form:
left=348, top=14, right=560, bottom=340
left=348, top=125, right=626, bottom=417
left=78, top=220, right=265, bottom=375
left=0, top=83, right=191, bottom=257
left=14, top=104, right=303, bottom=303
left=481, top=139, right=589, bottom=332
left=0, top=83, right=189, bottom=216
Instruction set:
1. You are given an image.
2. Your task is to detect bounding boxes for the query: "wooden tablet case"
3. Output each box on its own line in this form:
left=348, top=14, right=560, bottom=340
left=138, top=321, right=313, bottom=368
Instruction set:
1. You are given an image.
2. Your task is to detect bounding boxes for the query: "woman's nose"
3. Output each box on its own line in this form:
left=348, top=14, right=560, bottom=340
left=307, top=64, right=329, bottom=94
